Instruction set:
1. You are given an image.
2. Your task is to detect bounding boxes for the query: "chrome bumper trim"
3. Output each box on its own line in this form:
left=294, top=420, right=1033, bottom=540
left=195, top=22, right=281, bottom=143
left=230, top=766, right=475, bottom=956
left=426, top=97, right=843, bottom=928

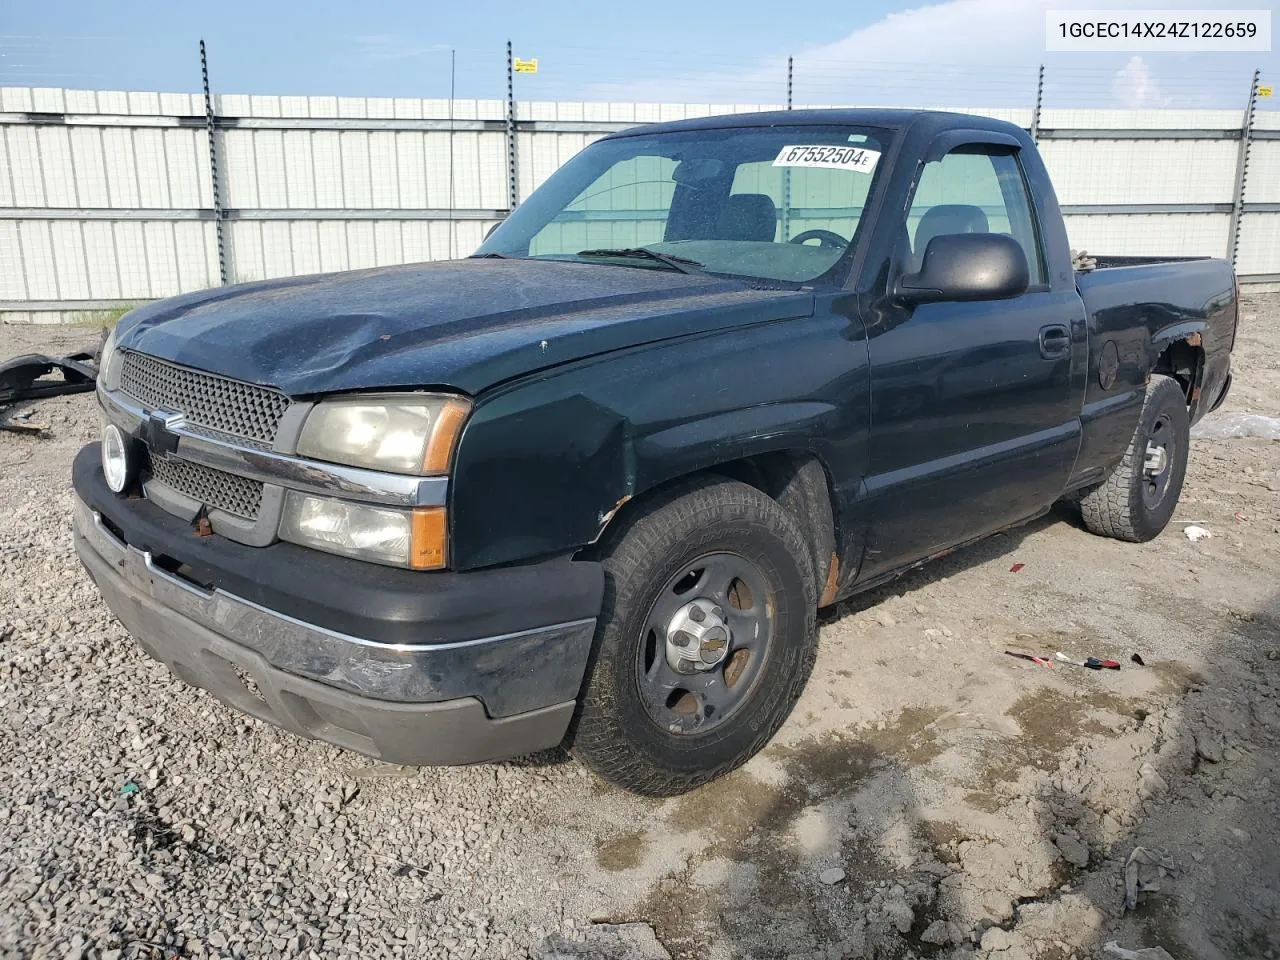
left=74, top=497, right=596, bottom=717
left=98, top=384, right=449, bottom=508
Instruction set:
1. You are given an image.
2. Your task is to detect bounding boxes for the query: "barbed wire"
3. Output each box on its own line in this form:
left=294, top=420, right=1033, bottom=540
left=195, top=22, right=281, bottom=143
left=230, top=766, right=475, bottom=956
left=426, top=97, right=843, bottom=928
left=0, top=35, right=1269, bottom=112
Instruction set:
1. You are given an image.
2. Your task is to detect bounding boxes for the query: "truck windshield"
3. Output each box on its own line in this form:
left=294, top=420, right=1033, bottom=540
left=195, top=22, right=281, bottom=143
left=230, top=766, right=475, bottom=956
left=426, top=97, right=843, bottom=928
left=474, top=124, right=891, bottom=285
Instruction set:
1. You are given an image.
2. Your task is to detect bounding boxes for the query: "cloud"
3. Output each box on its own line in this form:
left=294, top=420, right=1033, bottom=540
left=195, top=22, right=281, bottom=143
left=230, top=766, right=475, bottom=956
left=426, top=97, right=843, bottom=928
left=571, top=0, right=1054, bottom=106
left=558, top=0, right=1251, bottom=109
left=1111, top=55, right=1170, bottom=108
left=353, top=36, right=452, bottom=62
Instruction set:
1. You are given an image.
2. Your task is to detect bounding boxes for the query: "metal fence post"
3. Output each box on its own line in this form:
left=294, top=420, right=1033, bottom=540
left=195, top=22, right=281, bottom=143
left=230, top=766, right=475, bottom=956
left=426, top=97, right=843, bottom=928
left=448, top=48, right=456, bottom=259
left=505, top=40, right=517, bottom=213
left=1030, top=64, right=1045, bottom=143
left=781, top=57, right=793, bottom=242
left=199, top=39, right=229, bottom=285
left=1226, top=69, right=1260, bottom=269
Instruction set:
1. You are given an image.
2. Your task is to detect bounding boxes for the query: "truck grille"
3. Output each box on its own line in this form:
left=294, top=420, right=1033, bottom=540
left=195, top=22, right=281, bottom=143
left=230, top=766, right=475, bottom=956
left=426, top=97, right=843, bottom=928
left=120, top=352, right=290, bottom=447
left=146, top=452, right=265, bottom=521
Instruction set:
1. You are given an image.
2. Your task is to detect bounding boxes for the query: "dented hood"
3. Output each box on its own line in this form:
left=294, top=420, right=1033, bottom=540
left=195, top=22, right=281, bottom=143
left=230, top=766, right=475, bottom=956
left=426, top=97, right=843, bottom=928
left=115, top=258, right=813, bottom=397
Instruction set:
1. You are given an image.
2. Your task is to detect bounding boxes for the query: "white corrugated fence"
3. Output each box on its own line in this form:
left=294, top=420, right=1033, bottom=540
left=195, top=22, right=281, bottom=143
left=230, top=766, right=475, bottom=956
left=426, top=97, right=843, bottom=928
left=1, top=86, right=1277, bottom=323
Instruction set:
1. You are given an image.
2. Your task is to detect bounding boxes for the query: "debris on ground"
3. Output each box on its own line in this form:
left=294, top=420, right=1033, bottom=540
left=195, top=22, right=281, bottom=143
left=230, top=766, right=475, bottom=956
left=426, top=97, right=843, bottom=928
left=534, top=922, right=672, bottom=960
left=0, top=351, right=97, bottom=406
left=1006, top=650, right=1054, bottom=667
left=1103, top=941, right=1177, bottom=960
left=1009, top=562, right=1025, bottom=573
left=1123, top=847, right=1173, bottom=911
left=0, top=410, right=49, bottom=436
left=1190, top=410, right=1280, bottom=440
left=819, top=867, right=846, bottom=885
left=1055, top=652, right=1121, bottom=670
left=1183, top=525, right=1211, bottom=542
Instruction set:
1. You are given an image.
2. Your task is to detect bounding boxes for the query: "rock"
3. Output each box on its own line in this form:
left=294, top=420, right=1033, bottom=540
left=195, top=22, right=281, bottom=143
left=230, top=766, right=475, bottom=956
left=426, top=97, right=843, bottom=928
left=981, top=926, right=1028, bottom=952
left=1194, top=730, right=1225, bottom=763
left=1138, top=763, right=1168, bottom=797
left=1054, top=834, right=1090, bottom=869
left=882, top=898, right=914, bottom=934
left=819, top=867, right=846, bottom=885
left=534, top=922, right=671, bottom=960
left=920, top=919, right=964, bottom=945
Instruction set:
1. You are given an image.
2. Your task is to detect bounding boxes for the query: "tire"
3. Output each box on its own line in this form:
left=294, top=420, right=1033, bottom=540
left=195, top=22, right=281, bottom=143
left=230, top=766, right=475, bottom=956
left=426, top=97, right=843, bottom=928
left=569, top=477, right=818, bottom=796
left=1079, top=374, right=1190, bottom=543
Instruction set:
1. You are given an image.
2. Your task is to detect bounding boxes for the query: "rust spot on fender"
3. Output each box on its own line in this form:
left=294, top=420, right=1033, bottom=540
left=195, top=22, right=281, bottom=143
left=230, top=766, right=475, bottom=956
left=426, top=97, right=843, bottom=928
left=819, top=552, right=840, bottom=606
left=595, top=494, right=632, bottom=536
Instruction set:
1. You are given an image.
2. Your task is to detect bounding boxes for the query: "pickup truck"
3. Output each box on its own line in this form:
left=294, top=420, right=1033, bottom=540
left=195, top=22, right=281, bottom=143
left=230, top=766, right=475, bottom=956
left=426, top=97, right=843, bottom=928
left=74, top=109, right=1237, bottom=796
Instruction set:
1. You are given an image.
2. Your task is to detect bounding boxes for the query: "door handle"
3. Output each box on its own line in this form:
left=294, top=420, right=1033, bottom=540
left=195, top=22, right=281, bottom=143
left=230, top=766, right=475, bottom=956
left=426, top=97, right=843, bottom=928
left=1039, top=324, right=1071, bottom=360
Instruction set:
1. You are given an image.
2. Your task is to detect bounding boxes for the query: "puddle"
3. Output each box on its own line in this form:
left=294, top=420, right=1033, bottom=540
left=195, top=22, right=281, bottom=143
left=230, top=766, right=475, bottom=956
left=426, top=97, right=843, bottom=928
left=597, top=831, right=646, bottom=872
left=979, top=688, right=1133, bottom=788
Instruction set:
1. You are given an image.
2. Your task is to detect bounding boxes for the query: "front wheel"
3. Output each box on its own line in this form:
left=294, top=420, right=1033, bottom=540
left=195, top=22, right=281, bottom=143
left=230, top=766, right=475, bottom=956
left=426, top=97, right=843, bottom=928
left=1079, top=374, right=1190, bottom=542
left=569, top=477, right=817, bottom=796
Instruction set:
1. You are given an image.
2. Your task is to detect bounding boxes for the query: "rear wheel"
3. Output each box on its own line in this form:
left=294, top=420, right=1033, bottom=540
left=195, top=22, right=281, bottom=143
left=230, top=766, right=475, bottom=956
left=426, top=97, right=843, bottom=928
left=569, top=477, right=817, bottom=796
left=1079, top=374, right=1189, bottom=542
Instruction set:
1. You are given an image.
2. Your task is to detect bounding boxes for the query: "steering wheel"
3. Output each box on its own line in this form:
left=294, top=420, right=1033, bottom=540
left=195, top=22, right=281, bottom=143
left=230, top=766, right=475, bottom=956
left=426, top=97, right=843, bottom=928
left=788, top=229, right=849, bottom=250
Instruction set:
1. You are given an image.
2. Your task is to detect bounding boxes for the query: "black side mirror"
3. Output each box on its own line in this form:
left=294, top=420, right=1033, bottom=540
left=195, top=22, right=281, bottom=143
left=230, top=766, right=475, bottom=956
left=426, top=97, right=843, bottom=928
left=895, top=233, right=1030, bottom=304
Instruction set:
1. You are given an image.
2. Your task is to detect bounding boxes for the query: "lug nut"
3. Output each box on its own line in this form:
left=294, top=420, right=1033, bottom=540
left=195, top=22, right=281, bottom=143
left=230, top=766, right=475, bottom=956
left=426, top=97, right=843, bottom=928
left=689, top=606, right=705, bottom=623
left=671, top=631, right=690, bottom=647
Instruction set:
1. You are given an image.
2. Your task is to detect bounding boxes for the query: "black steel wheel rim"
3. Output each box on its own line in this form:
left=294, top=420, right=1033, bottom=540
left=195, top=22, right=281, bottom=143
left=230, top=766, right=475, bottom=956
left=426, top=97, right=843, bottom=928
left=635, top=552, right=775, bottom=736
left=1143, top=413, right=1176, bottom=508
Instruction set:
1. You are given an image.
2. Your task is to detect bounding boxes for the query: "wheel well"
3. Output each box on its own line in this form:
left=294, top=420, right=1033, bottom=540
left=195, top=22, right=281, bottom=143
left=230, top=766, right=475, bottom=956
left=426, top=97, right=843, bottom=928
left=1154, top=337, right=1204, bottom=405
left=588, top=452, right=840, bottom=606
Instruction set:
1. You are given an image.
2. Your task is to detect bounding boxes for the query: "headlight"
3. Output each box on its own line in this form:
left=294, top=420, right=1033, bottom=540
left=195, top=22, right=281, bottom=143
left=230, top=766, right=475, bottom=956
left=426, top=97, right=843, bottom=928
left=296, top=395, right=471, bottom=475
left=279, top=491, right=447, bottom=569
left=99, top=326, right=123, bottom=391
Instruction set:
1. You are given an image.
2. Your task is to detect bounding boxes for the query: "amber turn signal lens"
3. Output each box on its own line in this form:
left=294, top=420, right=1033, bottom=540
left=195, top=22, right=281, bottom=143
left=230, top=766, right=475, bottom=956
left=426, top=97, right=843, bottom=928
left=409, top=507, right=447, bottom=570
left=422, top=399, right=471, bottom=475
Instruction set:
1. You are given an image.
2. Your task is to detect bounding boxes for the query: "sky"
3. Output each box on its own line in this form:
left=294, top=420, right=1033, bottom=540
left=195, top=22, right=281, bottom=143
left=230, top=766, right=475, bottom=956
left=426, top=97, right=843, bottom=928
left=0, top=0, right=1275, bottom=110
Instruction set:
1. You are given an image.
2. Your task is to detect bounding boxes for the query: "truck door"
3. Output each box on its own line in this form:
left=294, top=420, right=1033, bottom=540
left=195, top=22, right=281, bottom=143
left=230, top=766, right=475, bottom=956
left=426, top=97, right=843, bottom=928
left=857, top=141, right=1083, bottom=579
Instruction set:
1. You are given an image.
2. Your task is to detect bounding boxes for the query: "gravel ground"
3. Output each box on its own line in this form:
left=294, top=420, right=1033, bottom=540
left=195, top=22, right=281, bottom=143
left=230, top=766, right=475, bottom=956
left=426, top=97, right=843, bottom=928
left=1, top=297, right=1278, bottom=960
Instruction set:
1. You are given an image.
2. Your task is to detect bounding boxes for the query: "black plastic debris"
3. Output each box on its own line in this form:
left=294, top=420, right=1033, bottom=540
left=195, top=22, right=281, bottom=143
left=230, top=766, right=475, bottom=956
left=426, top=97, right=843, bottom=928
left=0, top=351, right=98, bottom=406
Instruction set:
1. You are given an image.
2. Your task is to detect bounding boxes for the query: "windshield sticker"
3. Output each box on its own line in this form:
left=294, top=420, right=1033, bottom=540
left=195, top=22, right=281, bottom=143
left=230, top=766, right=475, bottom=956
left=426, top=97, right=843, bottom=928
left=772, top=144, right=880, bottom=173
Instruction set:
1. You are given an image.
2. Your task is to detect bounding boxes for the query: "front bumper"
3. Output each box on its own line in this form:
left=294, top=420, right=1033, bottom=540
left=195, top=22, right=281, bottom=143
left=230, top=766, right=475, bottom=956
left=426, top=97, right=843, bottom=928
left=73, top=450, right=605, bottom=765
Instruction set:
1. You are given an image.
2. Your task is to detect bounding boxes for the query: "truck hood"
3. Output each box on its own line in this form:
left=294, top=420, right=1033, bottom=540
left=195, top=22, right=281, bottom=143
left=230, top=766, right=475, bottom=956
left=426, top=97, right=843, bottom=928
left=116, top=259, right=813, bottom=397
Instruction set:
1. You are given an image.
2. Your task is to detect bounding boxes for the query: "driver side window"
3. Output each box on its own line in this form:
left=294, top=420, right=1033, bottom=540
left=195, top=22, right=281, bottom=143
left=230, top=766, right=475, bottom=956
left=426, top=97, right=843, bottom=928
left=907, top=147, right=1045, bottom=284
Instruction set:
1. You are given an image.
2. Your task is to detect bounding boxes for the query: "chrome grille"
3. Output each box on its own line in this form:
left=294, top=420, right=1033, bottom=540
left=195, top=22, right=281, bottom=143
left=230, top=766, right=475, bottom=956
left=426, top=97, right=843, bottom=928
left=146, top=453, right=265, bottom=521
left=120, top=352, right=290, bottom=446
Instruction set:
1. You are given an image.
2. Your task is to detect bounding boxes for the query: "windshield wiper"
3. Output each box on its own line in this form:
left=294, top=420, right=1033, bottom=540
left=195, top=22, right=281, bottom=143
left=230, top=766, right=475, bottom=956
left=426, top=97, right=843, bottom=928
left=469, top=252, right=514, bottom=259
left=575, top=248, right=706, bottom=274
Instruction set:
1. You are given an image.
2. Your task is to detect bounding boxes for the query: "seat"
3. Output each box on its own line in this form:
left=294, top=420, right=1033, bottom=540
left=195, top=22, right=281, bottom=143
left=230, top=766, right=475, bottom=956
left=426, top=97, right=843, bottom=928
left=912, top=204, right=989, bottom=269
left=717, top=193, right=777, bottom=242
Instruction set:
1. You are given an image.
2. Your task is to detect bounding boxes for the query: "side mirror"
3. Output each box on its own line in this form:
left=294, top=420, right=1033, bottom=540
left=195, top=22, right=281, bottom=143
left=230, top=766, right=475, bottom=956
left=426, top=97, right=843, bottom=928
left=895, top=233, right=1030, bottom=304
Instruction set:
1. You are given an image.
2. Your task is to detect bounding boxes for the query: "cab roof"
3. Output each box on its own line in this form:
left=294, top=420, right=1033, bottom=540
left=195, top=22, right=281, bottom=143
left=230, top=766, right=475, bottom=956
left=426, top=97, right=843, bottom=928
left=601, top=108, right=1027, bottom=141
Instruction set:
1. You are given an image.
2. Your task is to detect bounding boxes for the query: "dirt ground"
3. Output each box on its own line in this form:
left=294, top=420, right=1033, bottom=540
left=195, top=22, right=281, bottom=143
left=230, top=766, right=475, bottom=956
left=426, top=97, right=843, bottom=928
left=1, top=297, right=1278, bottom=960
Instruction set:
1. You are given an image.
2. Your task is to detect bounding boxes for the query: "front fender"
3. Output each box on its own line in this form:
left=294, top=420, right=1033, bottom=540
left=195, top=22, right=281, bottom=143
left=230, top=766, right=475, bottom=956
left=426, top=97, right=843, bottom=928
left=448, top=308, right=869, bottom=570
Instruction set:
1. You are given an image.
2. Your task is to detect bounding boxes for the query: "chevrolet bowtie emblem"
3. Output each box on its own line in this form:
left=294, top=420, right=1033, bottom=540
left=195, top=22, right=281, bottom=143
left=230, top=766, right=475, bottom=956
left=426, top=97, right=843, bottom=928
left=141, top=411, right=182, bottom=456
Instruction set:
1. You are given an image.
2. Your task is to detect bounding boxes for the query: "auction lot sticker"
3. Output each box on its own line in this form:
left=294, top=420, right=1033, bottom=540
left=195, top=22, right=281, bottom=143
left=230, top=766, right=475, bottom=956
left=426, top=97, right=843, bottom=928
left=773, top=145, right=881, bottom=173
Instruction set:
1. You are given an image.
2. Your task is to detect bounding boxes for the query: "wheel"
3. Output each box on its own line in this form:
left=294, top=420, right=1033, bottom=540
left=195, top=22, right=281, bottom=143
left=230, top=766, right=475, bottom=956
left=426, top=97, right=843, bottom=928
left=569, top=477, right=818, bottom=796
left=788, top=229, right=848, bottom=249
left=1079, top=374, right=1189, bottom=542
